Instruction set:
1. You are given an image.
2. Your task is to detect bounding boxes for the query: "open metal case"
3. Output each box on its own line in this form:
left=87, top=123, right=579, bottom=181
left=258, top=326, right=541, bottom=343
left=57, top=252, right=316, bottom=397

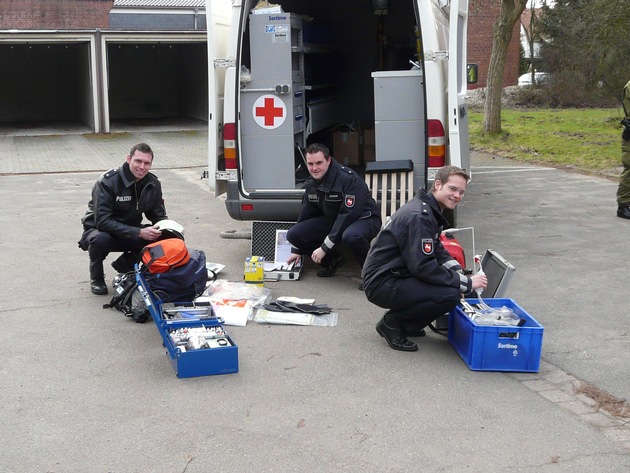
left=480, top=249, right=516, bottom=298
left=251, top=221, right=302, bottom=281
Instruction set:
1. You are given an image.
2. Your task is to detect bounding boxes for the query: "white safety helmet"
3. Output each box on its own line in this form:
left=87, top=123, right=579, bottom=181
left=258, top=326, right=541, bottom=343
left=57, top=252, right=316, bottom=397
left=155, top=219, right=185, bottom=240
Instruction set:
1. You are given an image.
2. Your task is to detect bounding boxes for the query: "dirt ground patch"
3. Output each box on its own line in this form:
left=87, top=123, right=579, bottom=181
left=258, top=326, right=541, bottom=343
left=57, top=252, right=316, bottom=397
left=576, top=382, right=630, bottom=420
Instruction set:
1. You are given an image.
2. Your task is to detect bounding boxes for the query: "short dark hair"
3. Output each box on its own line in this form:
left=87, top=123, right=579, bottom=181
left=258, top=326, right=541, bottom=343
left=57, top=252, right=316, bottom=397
left=430, top=166, right=469, bottom=191
left=129, top=143, right=154, bottom=161
left=305, top=143, right=330, bottom=159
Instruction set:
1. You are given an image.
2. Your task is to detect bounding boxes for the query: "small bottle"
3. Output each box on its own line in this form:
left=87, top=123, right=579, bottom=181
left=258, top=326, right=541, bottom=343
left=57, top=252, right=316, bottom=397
left=474, top=255, right=485, bottom=298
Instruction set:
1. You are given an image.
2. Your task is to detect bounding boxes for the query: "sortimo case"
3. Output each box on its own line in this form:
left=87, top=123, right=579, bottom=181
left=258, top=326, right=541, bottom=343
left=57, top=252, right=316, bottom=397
left=448, top=298, right=543, bottom=373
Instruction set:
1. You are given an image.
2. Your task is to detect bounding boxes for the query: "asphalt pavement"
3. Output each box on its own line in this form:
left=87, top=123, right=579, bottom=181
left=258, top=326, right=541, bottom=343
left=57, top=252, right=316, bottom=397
left=1, top=129, right=629, bottom=472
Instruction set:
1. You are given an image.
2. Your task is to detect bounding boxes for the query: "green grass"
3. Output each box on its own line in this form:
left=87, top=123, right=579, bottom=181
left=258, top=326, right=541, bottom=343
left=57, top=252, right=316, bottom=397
left=469, top=108, right=625, bottom=176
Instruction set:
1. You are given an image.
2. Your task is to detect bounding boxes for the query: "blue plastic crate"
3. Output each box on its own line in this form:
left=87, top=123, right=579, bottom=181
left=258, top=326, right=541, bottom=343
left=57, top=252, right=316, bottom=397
left=448, top=298, right=544, bottom=372
left=136, top=267, right=238, bottom=378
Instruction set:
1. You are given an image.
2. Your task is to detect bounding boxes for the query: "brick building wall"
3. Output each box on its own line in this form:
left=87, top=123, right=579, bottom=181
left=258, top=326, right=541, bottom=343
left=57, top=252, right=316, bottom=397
left=0, top=0, right=113, bottom=29
left=0, top=0, right=520, bottom=87
left=468, top=0, right=521, bottom=88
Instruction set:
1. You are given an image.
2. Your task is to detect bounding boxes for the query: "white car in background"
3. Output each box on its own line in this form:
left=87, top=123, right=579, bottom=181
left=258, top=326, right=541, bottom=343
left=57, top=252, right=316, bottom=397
left=518, top=71, right=551, bottom=86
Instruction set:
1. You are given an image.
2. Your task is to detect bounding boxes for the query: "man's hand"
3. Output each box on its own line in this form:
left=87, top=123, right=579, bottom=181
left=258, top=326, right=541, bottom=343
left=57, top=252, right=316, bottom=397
left=470, top=273, right=488, bottom=291
left=139, top=225, right=162, bottom=241
left=311, top=247, right=326, bottom=265
left=287, top=253, right=302, bottom=265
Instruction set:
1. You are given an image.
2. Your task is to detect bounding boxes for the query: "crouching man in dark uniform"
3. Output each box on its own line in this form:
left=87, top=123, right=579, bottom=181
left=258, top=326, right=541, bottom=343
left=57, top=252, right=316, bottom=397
left=362, top=166, right=487, bottom=351
left=78, top=143, right=168, bottom=295
left=286, top=143, right=381, bottom=287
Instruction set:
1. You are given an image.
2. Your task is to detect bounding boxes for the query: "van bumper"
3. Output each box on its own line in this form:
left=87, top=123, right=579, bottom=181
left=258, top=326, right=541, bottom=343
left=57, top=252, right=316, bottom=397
left=224, top=181, right=303, bottom=221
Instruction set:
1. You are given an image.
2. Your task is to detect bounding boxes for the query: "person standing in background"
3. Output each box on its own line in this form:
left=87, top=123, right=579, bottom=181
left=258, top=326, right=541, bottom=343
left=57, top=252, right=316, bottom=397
left=616, top=80, right=630, bottom=219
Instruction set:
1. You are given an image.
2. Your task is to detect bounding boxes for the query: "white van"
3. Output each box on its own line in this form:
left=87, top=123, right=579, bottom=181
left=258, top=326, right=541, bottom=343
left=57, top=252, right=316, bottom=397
left=208, top=0, right=472, bottom=222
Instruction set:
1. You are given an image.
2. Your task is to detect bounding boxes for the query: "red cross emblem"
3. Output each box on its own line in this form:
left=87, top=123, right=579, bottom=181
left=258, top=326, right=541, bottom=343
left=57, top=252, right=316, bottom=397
left=253, top=95, right=286, bottom=129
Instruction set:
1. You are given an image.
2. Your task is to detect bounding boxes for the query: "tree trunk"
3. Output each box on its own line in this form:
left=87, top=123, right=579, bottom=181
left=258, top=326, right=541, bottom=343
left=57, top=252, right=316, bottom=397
left=483, top=0, right=528, bottom=134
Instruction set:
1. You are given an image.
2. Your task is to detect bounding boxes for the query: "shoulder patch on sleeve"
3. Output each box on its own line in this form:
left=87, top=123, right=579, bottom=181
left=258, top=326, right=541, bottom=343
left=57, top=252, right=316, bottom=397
left=422, top=238, right=434, bottom=255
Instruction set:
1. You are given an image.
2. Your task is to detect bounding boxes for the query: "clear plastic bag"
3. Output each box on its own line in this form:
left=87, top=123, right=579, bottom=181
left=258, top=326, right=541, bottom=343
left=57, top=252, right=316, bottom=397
left=201, top=279, right=271, bottom=303
left=474, top=306, right=522, bottom=326
left=252, top=308, right=338, bottom=327
left=195, top=280, right=272, bottom=326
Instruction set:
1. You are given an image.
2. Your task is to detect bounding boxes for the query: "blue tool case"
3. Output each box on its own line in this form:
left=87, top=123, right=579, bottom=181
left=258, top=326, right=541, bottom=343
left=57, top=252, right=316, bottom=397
left=136, top=267, right=238, bottom=378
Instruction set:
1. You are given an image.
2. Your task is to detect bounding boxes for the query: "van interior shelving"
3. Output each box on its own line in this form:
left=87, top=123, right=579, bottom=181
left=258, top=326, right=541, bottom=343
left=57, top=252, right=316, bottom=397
left=236, top=0, right=422, bottom=190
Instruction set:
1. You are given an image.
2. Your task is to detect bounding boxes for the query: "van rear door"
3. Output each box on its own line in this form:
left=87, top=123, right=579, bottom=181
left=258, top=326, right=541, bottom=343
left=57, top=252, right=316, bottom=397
left=447, top=0, right=471, bottom=175
left=206, top=0, right=231, bottom=194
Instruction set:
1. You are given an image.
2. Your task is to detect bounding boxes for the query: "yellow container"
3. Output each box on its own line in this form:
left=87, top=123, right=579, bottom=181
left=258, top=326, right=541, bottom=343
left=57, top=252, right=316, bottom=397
left=244, top=256, right=265, bottom=286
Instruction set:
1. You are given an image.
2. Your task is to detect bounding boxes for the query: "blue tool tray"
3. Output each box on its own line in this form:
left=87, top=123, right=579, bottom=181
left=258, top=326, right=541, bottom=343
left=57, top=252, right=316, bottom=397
left=135, top=267, right=238, bottom=378
left=448, top=298, right=544, bottom=373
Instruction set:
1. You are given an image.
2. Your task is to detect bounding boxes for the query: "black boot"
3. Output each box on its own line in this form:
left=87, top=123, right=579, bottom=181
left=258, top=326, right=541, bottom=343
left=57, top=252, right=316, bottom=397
left=399, top=319, right=427, bottom=337
left=617, top=204, right=630, bottom=219
left=402, top=326, right=427, bottom=337
left=89, top=259, right=108, bottom=295
left=111, top=251, right=137, bottom=274
left=317, top=254, right=345, bottom=277
left=90, top=278, right=108, bottom=295
left=375, top=315, right=418, bottom=352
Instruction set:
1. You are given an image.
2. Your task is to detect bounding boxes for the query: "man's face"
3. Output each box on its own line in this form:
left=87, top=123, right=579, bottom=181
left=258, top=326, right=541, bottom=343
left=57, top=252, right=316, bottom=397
left=305, top=151, right=331, bottom=180
left=433, top=174, right=467, bottom=210
left=126, top=150, right=153, bottom=181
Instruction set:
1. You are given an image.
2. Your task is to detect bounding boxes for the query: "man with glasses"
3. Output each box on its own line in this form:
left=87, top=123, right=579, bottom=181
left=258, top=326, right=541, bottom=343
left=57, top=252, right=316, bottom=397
left=362, top=166, right=487, bottom=351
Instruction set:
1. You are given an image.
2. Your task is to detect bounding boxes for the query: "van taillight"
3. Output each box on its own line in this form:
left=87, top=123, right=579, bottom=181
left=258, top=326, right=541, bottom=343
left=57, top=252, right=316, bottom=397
left=223, top=123, right=237, bottom=169
left=427, top=119, right=446, bottom=167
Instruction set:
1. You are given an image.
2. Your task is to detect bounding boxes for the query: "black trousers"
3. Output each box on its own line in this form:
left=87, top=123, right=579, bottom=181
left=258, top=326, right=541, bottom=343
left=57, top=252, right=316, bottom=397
left=366, top=274, right=460, bottom=332
left=79, top=228, right=147, bottom=280
left=286, top=215, right=381, bottom=269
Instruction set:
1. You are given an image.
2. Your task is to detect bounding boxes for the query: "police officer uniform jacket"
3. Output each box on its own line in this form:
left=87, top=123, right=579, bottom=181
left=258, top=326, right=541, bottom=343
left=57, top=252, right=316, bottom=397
left=296, top=159, right=380, bottom=254
left=81, top=162, right=167, bottom=239
left=362, top=188, right=471, bottom=294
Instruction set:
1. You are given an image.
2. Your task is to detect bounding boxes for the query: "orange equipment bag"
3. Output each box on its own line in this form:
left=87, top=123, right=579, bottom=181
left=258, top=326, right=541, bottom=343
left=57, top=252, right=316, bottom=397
left=141, top=238, right=190, bottom=274
left=440, top=232, right=466, bottom=269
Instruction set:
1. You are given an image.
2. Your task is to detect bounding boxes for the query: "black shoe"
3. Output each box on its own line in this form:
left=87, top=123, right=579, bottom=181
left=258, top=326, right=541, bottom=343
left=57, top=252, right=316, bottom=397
left=90, top=279, right=108, bottom=295
left=617, top=205, right=630, bottom=219
left=375, top=318, right=418, bottom=352
left=317, top=255, right=345, bottom=277
left=111, top=252, right=136, bottom=274
left=400, top=320, right=427, bottom=337
left=358, top=282, right=364, bottom=291
left=403, top=327, right=426, bottom=338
